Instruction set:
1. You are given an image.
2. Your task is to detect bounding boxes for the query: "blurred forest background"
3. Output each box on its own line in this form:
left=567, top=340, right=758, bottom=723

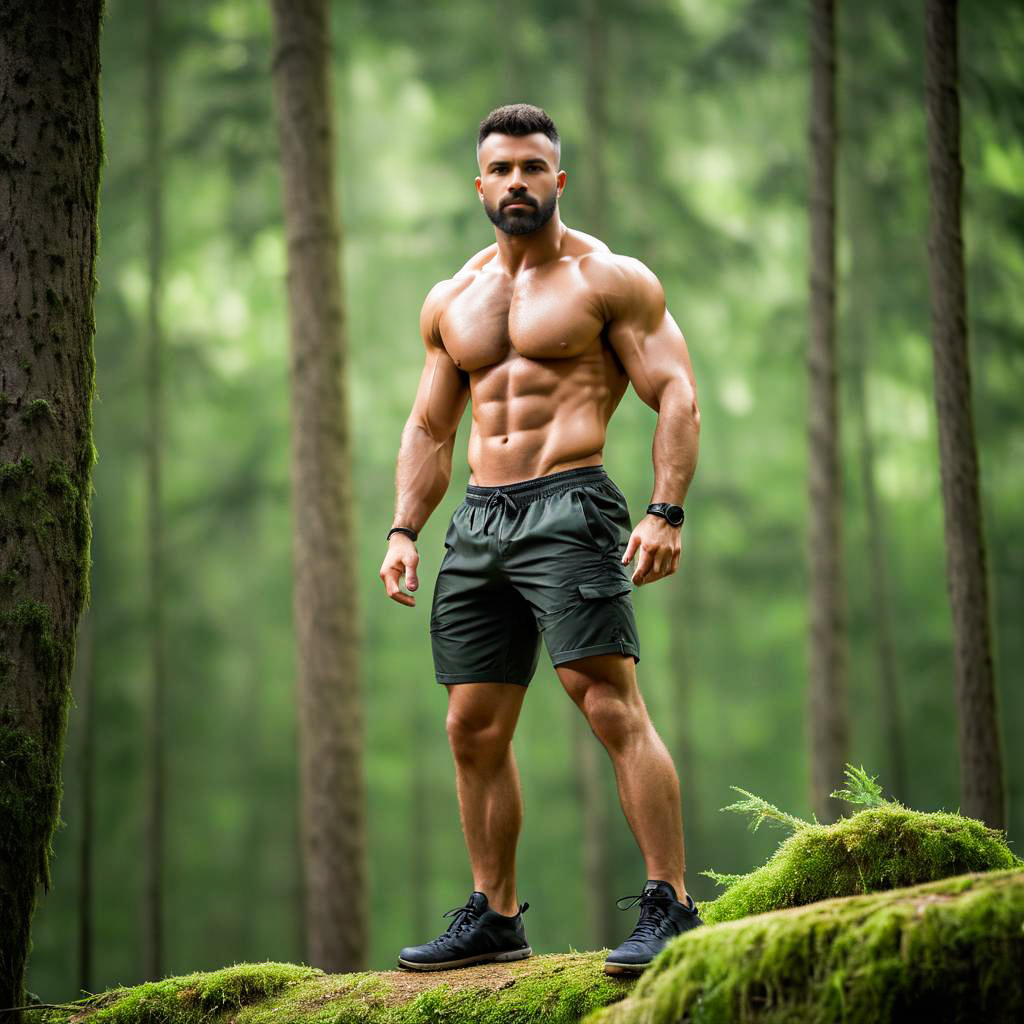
left=24, top=0, right=1023, bottom=998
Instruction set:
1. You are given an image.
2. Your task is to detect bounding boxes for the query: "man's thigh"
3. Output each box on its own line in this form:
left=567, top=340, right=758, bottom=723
left=445, top=682, right=528, bottom=742
left=554, top=652, right=647, bottom=715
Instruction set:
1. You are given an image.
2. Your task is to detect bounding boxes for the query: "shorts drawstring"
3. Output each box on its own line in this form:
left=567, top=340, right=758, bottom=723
left=483, top=489, right=518, bottom=536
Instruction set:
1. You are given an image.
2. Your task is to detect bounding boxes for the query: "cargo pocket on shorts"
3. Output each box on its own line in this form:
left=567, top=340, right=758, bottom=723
left=578, top=578, right=633, bottom=600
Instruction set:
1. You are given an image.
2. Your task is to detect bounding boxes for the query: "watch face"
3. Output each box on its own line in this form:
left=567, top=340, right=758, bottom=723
left=666, top=505, right=684, bottom=526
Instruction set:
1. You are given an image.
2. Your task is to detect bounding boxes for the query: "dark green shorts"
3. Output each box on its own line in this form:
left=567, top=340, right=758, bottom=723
left=430, top=465, right=641, bottom=686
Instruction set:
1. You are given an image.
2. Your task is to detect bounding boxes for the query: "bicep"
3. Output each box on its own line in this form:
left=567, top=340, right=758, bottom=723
left=408, top=298, right=470, bottom=441
left=607, top=291, right=696, bottom=413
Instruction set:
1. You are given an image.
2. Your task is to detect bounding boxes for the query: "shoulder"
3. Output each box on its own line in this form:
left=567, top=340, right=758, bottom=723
left=578, top=251, right=665, bottom=323
left=419, top=246, right=497, bottom=343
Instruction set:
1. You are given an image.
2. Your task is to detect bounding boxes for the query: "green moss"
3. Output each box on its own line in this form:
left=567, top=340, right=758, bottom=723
left=1, top=599, right=58, bottom=674
left=584, top=869, right=1024, bottom=1024
left=37, top=956, right=633, bottom=1024
left=698, top=804, right=1022, bottom=925
left=0, top=457, right=35, bottom=488
left=21, top=398, right=54, bottom=425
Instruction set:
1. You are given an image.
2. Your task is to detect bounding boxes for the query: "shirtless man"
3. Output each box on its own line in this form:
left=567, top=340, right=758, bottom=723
left=379, top=104, right=703, bottom=975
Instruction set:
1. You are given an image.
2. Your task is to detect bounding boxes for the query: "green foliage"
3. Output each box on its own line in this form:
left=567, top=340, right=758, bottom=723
left=586, top=869, right=1024, bottom=1024
left=830, top=764, right=888, bottom=809
left=699, top=789, right=1022, bottom=924
left=719, top=786, right=815, bottom=834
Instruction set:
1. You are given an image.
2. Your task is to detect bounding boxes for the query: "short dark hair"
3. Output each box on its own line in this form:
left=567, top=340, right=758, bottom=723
left=477, top=104, right=560, bottom=164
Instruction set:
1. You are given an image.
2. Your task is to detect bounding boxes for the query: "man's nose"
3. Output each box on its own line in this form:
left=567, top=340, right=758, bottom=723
left=507, top=168, right=527, bottom=191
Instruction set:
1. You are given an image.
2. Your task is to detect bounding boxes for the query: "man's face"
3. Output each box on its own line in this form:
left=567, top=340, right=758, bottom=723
left=476, top=133, right=566, bottom=236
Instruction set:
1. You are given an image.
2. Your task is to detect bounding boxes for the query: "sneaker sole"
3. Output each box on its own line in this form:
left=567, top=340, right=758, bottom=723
left=603, top=960, right=649, bottom=976
left=398, top=946, right=533, bottom=972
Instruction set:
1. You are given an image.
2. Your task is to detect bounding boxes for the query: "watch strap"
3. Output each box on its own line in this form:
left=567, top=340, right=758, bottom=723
left=646, top=503, right=685, bottom=527
left=387, top=526, right=418, bottom=543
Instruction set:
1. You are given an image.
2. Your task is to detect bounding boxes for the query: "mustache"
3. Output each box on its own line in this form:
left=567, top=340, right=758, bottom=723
left=501, top=196, right=537, bottom=209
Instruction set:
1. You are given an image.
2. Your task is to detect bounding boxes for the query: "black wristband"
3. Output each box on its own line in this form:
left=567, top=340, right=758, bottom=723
left=387, top=526, right=418, bottom=543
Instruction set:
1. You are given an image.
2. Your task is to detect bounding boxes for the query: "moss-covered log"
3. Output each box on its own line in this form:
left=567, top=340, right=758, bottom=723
left=700, top=803, right=1021, bottom=924
left=586, top=868, right=1024, bottom=1024
left=37, top=955, right=636, bottom=1024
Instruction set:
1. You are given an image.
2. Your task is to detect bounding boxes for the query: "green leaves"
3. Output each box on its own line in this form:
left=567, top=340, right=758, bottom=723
left=829, top=763, right=889, bottom=809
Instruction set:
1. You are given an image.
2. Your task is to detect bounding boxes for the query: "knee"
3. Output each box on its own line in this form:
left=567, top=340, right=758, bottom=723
left=446, top=711, right=511, bottom=769
left=581, top=692, right=647, bottom=753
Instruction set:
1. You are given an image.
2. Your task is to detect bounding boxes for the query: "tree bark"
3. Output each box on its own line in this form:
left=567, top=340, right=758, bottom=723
left=141, top=0, right=167, bottom=982
left=807, top=0, right=849, bottom=823
left=0, top=0, right=102, bottom=1012
left=269, top=0, right=367, bottom=970
left=922, top=0, right=1004, bottom=829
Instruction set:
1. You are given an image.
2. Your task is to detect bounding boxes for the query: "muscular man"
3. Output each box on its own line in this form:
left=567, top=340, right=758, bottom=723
left=379, top=104, right=703, bottom=975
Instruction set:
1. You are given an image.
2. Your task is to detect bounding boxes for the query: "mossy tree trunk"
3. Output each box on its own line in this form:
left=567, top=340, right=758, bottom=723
left=922, top=0, right=1005, bottom=829
left=0, top=0, right=102, bottom=1012
left=806, top=0, right=849, bottom=823
left=269, top=0, right=367, bottom=970
left=142, top=0, right=167, bottom=981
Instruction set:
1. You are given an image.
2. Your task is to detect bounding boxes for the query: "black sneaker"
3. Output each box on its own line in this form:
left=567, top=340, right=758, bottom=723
left=604, top=879, right=703, bottom=975
left=398, top=891, right=532, bottom=971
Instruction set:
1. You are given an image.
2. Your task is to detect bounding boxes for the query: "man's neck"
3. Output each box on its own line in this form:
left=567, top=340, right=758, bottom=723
left=492, top=211, right=567, bottom=274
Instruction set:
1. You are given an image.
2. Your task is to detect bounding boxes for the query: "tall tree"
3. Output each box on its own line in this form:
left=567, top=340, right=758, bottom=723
left=922, top=0, right=1005, bottom=829
left=141, top=0, right=167, bottom=981
left=0, top=0, right=102, bottom=1011
left=807, top=0, right=849, bottom=822
left=269, top=0, right=367, bottom=970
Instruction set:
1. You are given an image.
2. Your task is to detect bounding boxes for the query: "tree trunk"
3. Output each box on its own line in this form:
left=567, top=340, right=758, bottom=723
left=807, top=0, right=849, bottom=823
left=269, top=0, right=367, bottom=970
left=922, top=0, right=1004, bottom=829
left=75, top=608, right=96, bottom=995
left=0, top=0, right=102, bottom=1013
left=141, top=0, right=167, bottom=982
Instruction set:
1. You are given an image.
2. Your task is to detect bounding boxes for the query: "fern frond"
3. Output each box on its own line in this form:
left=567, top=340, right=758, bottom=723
left=721, top=786, right=813, bottom=833
left=830, top=764, right=887, bottom=808
left=700, top=868, right=747, bottom=890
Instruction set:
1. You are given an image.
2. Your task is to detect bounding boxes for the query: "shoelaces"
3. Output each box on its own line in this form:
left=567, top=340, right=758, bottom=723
left=615, top=891, right=676, bottom=942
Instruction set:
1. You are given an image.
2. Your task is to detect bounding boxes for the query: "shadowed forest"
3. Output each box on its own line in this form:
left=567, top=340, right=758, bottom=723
left=2, top=0, right=1022, bottom=1007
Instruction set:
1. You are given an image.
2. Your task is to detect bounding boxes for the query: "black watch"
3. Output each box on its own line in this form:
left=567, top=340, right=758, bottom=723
left=387, top=526, right=418, bottom=543
left=646, top=503, right=685, bottom=527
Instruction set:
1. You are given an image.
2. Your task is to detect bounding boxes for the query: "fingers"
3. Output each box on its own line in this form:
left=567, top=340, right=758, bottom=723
left=632, top=544, right=682, bottom=585
left=379, top=558, right=416, bottom=607
left=631, top=545, right=656, bottom=585
left=622, top=532, right=640, bottom=566
left=405, top=550, right=419, bottom=593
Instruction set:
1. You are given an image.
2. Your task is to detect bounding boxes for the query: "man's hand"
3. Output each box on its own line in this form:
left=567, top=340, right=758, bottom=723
left=621, top=515, right=682, bottom=586
left=379, top=535, right=420, bottom=607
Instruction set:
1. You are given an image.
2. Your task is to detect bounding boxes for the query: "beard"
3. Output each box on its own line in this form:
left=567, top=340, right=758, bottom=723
left=483, top=190, right=557, bottom=236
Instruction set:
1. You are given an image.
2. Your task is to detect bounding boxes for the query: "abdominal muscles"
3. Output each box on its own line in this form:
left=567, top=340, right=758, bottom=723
left=466, top=344, right=627, bottom=485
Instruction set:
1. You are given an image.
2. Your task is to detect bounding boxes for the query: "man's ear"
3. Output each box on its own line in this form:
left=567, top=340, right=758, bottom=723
left=556, top=169, right=567, bottom=197
left=475, top=176, right=484, bottom=200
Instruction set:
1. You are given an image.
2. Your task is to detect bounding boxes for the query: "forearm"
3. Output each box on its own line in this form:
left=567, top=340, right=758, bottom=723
left=650, top=379, right=700, bottom=506
left=392, top=420, right=457, bottom=533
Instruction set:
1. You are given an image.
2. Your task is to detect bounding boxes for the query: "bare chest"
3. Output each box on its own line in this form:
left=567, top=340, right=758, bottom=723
left=439, top=267, right=604, bottom=372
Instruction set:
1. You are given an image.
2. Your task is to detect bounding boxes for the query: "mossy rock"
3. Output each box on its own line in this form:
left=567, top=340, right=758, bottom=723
left=699, top=804, right=1022, bottom=924
left=39, top=953, right=636, bottom=1024
left=585, top=868, right=1024, bottom=1024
